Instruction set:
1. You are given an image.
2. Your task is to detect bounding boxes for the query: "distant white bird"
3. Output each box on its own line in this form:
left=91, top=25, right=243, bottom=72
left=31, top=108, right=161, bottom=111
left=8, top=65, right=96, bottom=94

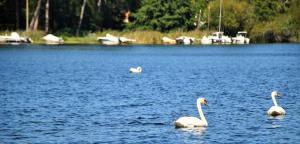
left=129, top=66, right=142, bottom=73
left=267, top=91, right=286, bottom=116
left=175, top=98, right=208, bottom=128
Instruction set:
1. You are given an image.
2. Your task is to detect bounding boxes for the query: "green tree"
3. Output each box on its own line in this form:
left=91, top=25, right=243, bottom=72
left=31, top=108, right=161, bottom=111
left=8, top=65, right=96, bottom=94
left=254, top=0, right=287, bottom=21
left=128, top=0, right=195, bottom=31
left=208, top=0, right=255, bottom=35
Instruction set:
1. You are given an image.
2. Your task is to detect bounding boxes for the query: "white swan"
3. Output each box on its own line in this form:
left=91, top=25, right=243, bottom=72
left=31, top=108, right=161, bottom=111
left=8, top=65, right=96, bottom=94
left=175, top=98, right=208, bottom=128
left=267, top=91, right=286, bottom=116
left=129, top=66, right=142, bottom=73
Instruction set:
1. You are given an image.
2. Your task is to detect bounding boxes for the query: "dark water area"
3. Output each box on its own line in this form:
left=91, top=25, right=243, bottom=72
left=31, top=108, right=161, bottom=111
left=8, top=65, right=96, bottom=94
left=0, top=44, right=299, bottom=143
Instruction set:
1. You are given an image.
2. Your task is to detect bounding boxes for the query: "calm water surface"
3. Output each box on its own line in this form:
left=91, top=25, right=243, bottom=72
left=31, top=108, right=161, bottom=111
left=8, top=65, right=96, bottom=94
left=0, top=44, right=299, bottom=143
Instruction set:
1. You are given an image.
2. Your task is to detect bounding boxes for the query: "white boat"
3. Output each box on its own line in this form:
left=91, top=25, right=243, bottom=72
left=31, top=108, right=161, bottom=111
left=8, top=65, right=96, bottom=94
left=211, top=32, right=232, bottom=44
left=201, top=32, right=231, bottom=44
left=176, top=36, right=195, bottom=45
left=0, top=32, right=32, bottom=43
left=201, top=0, right=232, bottom=45
left=42, top=34, right=64, bottom=44
left=232, top=31, right=250, bottom=44
left=97, top=34, right=120, bottom=45
left=201, top=35, right=212, bottom=44
left=97, top=33, right=136, bottom=45
left=119, top=37, right=136, bottom=44
left=162, top=36, right=176, bottom=44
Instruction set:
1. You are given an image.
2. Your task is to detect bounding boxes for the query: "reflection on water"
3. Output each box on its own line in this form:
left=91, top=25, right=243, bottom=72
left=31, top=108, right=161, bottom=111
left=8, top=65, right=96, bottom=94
left=178, top=127, right=207, bottom=135
left=268, top=115, right=285, bottom=120
left=268, top=115, right=285, bottom=129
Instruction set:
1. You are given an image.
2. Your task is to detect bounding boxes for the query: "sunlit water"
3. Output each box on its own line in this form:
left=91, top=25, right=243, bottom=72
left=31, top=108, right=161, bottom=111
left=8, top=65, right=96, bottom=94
left=0, top=44, right=299, bottom=143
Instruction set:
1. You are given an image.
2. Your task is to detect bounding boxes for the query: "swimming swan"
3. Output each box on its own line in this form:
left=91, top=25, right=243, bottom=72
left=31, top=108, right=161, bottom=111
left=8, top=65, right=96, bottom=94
left=175, top=98, right=208, bottom=128
left=267, top=91, right=286, bottom=116
left=129, top=66, right=142, bottom=73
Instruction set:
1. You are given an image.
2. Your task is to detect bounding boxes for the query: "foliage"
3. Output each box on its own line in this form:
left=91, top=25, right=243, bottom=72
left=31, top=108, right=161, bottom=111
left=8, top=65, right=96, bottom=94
left=253, top=0, right=290, bottom=21
left=0, top=0, right=299, bottom=42
left=208, top=0, right=255, bottom=36
left=128, top=0, right=195, bottom=31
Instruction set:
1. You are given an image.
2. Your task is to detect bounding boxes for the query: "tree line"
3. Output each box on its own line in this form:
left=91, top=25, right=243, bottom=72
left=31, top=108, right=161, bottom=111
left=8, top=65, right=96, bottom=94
left=0, top=0, right=140, bottom=34
left=0, top=0, right=299, bottom=42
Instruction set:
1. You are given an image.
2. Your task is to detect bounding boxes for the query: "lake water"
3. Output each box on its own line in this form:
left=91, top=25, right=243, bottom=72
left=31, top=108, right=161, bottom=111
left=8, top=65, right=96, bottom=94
left=0, top=44, right=299, bottom=143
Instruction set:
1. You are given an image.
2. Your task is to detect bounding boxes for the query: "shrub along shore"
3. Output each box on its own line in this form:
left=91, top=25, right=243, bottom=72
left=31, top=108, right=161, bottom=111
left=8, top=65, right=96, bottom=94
left=0, top=30, right=299, bottom=45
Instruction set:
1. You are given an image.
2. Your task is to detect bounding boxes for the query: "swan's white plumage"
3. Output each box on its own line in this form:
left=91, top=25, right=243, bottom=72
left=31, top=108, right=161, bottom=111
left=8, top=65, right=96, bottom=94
left=175, top=117, right=207, bottom=128
left=267, top=91, right=286, bottom=116
left=129, top=66, right=142, bottom=73
left=267, top=106, right=286, bottom=116
left=175, top=98, right=208, bottom=128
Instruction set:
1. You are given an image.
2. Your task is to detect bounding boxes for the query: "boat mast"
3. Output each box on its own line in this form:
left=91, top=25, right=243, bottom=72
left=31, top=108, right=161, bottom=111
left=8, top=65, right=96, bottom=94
left=218, top=0, right=222, bottom=32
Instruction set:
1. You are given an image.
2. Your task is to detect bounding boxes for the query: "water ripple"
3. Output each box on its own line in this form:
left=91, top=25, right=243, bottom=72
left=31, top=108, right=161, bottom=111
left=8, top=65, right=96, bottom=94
left=0, top=44, right=299, bottom=143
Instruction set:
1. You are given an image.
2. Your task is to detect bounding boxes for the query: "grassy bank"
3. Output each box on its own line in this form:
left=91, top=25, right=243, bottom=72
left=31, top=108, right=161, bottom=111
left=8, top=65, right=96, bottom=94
left=1, top=30, right=210, bottom=44
left=62, top=30, right=212, bottom=44
left=1, top=29, right=299, bottom=44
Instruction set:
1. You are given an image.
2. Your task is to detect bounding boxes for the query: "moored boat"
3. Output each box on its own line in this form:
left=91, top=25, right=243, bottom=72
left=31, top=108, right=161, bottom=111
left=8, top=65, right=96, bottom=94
left=97, top=34, right=120, bottom=45
left=162, top=36, right=176, bottom=44
left=0, top=32, right=32, bottom=44
left=232, top=31, right=250, bottom=44
left=176, top=36, right=195, bottom=45
left=201, top=0, right=232, bottom=45
left=97, top=33, right=136, bottom=45
left=42, top=34, right=64, bottom=44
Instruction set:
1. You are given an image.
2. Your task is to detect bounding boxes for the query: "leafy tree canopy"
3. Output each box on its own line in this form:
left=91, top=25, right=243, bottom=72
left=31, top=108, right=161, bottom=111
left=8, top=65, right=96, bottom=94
left=128, top=0, right=196, bottom=31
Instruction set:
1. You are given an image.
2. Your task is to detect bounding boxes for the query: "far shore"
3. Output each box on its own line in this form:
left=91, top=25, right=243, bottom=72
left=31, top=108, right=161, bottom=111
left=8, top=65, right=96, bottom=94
left=1, top=30, right=299, bottom=45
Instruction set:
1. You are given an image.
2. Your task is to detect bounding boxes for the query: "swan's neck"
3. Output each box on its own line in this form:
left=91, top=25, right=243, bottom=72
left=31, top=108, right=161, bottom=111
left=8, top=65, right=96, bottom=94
left=197, top=100, right=207, bottom=126
left=272, top=95, right=278, bottom=106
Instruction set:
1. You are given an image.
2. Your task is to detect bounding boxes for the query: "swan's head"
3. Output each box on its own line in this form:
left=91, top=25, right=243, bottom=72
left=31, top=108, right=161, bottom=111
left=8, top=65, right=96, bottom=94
left=198, top=98, right=208, bottom=106
left=271, top=91, right=279, bottom=97
left=137, top=66, right=142, bottom=71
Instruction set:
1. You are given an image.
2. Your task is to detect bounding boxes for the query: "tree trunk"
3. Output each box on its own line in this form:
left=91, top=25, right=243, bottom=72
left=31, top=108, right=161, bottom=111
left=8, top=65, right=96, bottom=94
left=16, top=0, right=19, bottom=30
left=33, top=16, right=39, bottom=30
left=26, top=0, right=29, bottom=31
left=196, top=10, right=201, bottom=30
left=76, top=0, right=87, bottom=36
left=207, top=6, right=210, bottom=30
left=45, top=0, right=49, bottom=33
left=29, top=0, right=43, bottom=31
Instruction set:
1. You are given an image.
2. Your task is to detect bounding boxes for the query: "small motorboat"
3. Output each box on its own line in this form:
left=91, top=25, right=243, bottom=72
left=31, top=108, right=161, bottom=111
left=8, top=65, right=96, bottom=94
left=97, top=34, right=120, bottom=45
left=162, top=36, right=176, bottom=44
left=176, top=36, right=195, bottom=45
left=42, top=34, right=64, bottom=44
left=97, top=34, right=136, bottom=45
left=119, top=37, right=136, bottom=44
left=232, top=31, right=250, bottom=44
left=0, top=32, right=32, bottom=43
left=201, top=35, right=212, bottom=44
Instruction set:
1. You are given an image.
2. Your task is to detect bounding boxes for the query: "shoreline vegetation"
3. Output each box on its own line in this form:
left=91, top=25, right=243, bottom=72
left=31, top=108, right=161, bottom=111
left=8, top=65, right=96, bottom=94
left=0, top=30, right=208, bottom=45
left=1, top=30, right=299, bottom=45
left=0, top=0, right=299, bottom=45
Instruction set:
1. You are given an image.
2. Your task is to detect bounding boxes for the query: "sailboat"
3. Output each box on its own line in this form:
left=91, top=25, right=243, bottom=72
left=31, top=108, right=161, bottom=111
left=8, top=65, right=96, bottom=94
left=201, top=0, right=232, bottom=44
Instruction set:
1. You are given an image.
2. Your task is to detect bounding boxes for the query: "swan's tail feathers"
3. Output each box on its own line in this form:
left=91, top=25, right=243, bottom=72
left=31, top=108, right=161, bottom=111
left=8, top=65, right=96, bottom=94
left=269, top=111, right=283, bottom=116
